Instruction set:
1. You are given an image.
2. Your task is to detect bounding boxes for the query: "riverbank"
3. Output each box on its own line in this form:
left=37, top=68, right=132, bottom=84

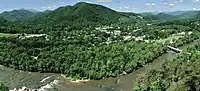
left=0, top=39, right=199, bottom=91
left=60, top=38, right=200, bottom=85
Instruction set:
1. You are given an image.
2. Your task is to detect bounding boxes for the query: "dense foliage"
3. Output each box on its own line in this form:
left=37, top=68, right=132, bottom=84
left=133, top=41, right=200, bottom=91
left=0, top=23, right=198, bottom=80
left=0, top=83, right=9, bottom=91
left=0, top=36, right=167, bottom=80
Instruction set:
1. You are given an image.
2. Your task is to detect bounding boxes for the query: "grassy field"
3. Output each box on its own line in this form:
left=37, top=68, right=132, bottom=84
left=0, top=33, right=18, bottom=37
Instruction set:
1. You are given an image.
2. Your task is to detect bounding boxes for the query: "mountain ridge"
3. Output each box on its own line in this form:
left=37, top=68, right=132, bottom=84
left=141, top=10, right=200, bottom=20
left=26, top=2, right=142, bottom=26
left=0, top=9, right=37, bottom=21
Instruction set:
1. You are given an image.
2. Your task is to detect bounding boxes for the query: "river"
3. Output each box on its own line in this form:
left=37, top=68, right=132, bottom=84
left=1, top=40, right=200, bottom=91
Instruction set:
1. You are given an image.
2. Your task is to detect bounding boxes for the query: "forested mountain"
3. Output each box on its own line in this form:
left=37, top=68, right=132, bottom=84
left=0, top=9, right=37, bottom=21
left=141, top=11, right=200, bottom=20
left=132, top=11, right=200, bottom=21
left=156, top=13, right=178, bottom=20
left=141, top=13, right=178, bottom=20
left=0, top=2, right=144, bottom=34
left=190, top=11, right=200, bottom=19
left=29, top=2, right=142, bottom=26
left=140, top=13, right=160, bottom=20
left=165, top=11, right=189, bottom=16
left=177, top=11, right=200, bottom=19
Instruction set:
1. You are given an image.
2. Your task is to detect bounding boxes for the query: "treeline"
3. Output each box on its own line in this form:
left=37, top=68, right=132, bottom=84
left=133, top=41, right=200, bottom=91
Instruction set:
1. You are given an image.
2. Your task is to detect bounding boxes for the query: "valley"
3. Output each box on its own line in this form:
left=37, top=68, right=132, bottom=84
left=0, top=1, right=200, bottom=91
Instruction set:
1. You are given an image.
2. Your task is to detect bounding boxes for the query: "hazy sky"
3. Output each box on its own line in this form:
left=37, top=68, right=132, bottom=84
left=0, top=0, right=200, bottom=13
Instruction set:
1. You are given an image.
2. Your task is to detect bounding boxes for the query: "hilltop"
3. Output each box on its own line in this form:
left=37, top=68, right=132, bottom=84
left=0, top=9, right=37, bottom=21
left=27, top=2, right=142, bottom=26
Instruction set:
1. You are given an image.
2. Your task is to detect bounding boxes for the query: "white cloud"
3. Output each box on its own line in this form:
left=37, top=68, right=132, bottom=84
left=192, top=7, right=199, bottom=10
left=169, top=4, right=175, bottom=6
left=123, top=6, right=129, bottom=9
left=151, top=3, right=156, bottom=6
left=85, top=1, right=93, bottom=3
left=95, top=0, right=112, bottom=2
left=145, top=3, right=150, bottom=6
left=145, top=3, right=156, bottom=6
left=193, top=0, right=199, bottom=2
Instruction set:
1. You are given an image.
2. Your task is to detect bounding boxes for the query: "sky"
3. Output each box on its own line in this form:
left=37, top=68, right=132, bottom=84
left=0, top=0, right=200, bottom=13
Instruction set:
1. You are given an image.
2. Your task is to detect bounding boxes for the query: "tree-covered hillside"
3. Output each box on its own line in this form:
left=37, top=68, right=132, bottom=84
left=0, top=9, right=36, bottom=21
left=156, top=13, right=178, bottom=20
left=28, top=2, right=142, bottom=27
left=141, top=13, right=160, bottom=20
left=141, top=13, right=178, bottom=21
left=133, top=35, right=200, bottom=91
left=0, top=2, right=144, bottom=34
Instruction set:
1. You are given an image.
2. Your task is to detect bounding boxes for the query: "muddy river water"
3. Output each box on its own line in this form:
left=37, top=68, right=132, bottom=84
left=1, top=40, right=200, bottom=91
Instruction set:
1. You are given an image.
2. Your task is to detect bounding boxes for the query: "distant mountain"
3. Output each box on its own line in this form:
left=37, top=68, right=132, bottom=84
left=118, top=12, right=140, bottom=18
left=192, top=11, right=200, bottom=20
left=29, top=2, right=141, bottom=26
left=142, top=12, right=160, bottom=15
left=177, top=11, right=200, bottom=19
left=140, top=13, right=160, bottom=20
left=0, top=9, right=37, bottom=21
left=141, top=12, right=178, bottom=20
left=165, top=11, right=200, bottom=19
left=141, top=10, right=200, bottom=20
left=156, top=13, right=178, bottom=20
left=165, top=11, right=188, bottom=16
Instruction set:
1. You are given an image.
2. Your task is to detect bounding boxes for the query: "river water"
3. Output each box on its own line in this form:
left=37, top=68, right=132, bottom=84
left=1, top=40, right=200, bottom=91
